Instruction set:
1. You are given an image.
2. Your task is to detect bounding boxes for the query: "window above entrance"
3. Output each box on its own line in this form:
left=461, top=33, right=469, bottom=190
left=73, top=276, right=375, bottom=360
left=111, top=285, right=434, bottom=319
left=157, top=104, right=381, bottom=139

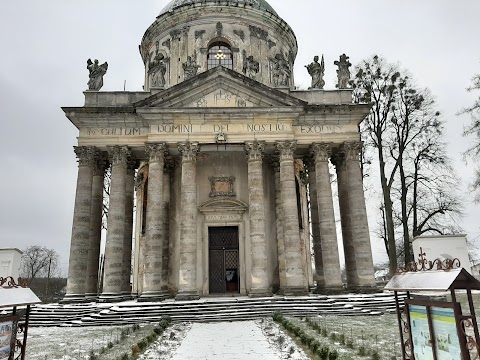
left=207, top=42, right=233, bottom=70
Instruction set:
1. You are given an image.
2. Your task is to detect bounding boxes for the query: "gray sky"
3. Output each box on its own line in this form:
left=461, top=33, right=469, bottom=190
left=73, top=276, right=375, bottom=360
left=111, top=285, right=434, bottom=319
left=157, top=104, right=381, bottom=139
left=1, top=0, right=479, bottom=273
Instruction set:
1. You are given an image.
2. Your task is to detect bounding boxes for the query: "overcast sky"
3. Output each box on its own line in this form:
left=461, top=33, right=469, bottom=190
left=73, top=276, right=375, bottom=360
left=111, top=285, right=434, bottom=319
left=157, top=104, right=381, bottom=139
left=1, top=0, right=479, bottom=273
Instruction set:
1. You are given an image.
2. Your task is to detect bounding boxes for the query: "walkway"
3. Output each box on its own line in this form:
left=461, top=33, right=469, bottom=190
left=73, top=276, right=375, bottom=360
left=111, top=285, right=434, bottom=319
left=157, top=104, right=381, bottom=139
left=170, top=321, right=281, bottom=360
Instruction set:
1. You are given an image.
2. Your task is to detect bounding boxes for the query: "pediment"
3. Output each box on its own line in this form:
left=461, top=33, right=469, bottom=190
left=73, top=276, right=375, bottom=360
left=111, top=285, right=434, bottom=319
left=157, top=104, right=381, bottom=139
left=134, top=66, right=306, bottom=109
left=198, top=198, right=248, bottom=214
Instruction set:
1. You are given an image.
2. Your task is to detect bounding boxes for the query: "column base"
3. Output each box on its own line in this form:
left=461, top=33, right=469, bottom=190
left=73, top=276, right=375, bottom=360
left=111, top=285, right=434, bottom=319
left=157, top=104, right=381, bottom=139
left=175, top=291, right=200, bottom=301
left=313, top=286, right=346, bottom=295
left=346, top=285, right=379, bottom=294
left=84, top=293, right=99, bottom=302
left=281, top=287, right=310, bottom=296
left=248, top=289, right=273, bottom=298
left=138, top=291, right=168, bottom=302
left=98, top=293, right=125, bottom=303
left=121, top=292, right=134, bottom=301
left=60, top=294, right=88, bottom=304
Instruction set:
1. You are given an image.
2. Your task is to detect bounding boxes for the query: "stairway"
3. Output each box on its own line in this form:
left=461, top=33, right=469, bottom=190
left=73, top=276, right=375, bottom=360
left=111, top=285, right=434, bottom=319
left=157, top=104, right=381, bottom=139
left=28, top=292, right=406, bottom=327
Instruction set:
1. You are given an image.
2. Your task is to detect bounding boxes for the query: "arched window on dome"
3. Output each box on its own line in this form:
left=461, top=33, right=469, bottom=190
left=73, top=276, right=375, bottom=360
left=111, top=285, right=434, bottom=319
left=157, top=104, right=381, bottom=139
left=207, top=42, right=233, bottom=70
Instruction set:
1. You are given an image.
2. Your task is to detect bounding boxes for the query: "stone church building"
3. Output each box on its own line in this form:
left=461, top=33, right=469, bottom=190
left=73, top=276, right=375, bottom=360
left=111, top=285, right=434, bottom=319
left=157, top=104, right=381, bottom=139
left=63, top=0, right=375, bottom=302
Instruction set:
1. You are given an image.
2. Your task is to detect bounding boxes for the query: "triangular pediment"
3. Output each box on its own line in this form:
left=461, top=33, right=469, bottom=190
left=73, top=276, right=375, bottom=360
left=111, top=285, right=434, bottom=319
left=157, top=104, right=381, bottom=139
left=134, top=66, right=306, bottom=109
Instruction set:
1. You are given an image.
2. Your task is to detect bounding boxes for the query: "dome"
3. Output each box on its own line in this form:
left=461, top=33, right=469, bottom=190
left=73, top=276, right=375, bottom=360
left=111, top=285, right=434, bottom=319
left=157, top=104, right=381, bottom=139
left=159, top=0, right=278, bottom=16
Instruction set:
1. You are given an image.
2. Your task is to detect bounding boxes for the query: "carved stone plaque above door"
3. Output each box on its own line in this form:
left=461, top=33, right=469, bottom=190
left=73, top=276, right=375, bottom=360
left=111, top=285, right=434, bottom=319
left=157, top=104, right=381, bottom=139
left=209, top=176, right=235, bottom=197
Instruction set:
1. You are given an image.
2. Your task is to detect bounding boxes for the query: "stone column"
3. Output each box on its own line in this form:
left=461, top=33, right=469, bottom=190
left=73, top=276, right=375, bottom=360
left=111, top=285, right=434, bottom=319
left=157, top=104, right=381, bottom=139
left=64, top=146, right=96, bottom=302
left=332, top=142, right=375, bottom=288
left=271, top=156, right=287, bottom=292
left=244, top=141, right=271, bottom=296
left=121, top=160, right=136, bottom=299
left=85, top=152, right=107, bottom=300
left=311, top=143, right=343, bottom=289
left=176, top=142, right=200, bottom=300
left=100, top=145, right=131, bottom=301
left=161, top=158, right=173, bottom=292
left=275, top=141, right=308, bottom=295
left=140, top=143, right=168, bottom=301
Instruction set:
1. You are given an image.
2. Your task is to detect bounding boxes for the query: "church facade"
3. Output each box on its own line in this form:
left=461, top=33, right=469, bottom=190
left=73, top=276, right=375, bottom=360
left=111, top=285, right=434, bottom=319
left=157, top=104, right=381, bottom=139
left=63, top=0, right=375, bottom=302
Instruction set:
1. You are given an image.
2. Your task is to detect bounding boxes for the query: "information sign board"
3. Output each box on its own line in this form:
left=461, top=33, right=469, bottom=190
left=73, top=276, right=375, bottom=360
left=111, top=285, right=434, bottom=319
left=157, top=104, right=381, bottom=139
left=0, top=317, right=17, bottom=360
left=410, top=305, right=434, bottom=360
left=431, top=307, right=461, bottom=359
left=406, top=300, right=467, bottom=360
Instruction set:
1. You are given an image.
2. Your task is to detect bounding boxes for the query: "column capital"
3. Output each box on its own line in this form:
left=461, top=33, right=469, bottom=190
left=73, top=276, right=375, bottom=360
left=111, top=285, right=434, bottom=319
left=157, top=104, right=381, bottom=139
left=108, top=145, right=131, bottom=166
left=178, top=142, right=200, bottom=162
left=331, top=141, right=363, bottom=169
left=276, top=140, right=297, bottom=161
left=93, top=151, right=108, bottom=176
left=244, top=140, right=265, bottom=161
left=74, top=146, right=96, bottom=166
left=342, top=141, right=363, bottom=161
left=311, top=142, right=334, bottom=162
left=145, top=143, right=167, bottom=162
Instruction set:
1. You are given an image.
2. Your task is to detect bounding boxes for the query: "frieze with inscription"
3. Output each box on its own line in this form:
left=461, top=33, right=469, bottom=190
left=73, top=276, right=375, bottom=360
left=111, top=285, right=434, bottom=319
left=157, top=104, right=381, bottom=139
left=150, top=123, right=292, bottom=135
left=297, top=125, right=344, bottom=134
left=205, top=214, right=242, bottom=222
left=82, top=128, right=149, bottom=137
left=80, top=124, right=350, bottom=138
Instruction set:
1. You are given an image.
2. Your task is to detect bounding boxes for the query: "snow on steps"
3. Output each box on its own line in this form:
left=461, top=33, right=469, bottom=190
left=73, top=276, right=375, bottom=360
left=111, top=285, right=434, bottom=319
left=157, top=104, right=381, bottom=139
left=28, top=293, right=405, bottom=327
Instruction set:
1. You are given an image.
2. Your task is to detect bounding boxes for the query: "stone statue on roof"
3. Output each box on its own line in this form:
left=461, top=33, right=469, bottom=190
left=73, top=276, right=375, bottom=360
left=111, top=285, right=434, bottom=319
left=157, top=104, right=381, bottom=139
left=306, top=55, right=325, bottom=89
left=334, top=54, right=352, bottom=89
left=87, top=59, right=108, bottom=91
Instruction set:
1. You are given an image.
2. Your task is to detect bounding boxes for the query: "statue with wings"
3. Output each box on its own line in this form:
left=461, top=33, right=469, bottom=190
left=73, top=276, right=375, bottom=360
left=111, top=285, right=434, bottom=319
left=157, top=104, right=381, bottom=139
left=87, top=58, right=108, bottom=91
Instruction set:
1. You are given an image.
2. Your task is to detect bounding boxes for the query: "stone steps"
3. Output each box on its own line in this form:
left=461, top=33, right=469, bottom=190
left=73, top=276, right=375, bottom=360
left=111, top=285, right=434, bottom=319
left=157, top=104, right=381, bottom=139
left=28, top=293, right=405, bottom=327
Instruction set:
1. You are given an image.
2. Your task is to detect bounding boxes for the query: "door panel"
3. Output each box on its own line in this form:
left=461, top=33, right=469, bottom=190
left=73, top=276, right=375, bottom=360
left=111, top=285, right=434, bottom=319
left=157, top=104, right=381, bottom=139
left=209, top=249, right=225, bottom=293
left=208, top=227, right=239, bottom=294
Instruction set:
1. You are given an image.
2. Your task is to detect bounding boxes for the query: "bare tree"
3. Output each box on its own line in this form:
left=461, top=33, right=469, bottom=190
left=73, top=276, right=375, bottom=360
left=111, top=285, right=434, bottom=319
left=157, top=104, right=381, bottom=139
left=352, top=55, right=402, bottom=274
left=353, top=55, right=463, bottom=270
left=460, top=69, right=480, bottom=202
left=20, top=246, right=59, bottom=284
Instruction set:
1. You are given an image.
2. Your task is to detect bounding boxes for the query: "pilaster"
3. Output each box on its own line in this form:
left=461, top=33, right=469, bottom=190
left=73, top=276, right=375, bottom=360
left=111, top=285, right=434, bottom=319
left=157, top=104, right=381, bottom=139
left=176, top=142, right=200, bottom=300
left=304, top=155, right=324, bottom=287
left=271, top=156, right=287, bottom=293
left=161, top=158, right=174, bottom=292
left=275, top=141, right=308, bottom=295
left=244, top=141, right=271, bottom=297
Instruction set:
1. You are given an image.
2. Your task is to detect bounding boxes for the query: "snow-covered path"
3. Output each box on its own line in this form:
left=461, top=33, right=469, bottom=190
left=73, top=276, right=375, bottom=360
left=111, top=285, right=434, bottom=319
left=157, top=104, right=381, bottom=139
left=170, top=321, right=282, bottom=360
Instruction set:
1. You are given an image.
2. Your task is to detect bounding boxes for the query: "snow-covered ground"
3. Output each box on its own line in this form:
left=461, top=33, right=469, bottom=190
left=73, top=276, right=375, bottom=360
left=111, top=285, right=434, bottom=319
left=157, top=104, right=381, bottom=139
left=25, top=320, right=311, bottom=360
left=26, top=324, right=154, bottom=360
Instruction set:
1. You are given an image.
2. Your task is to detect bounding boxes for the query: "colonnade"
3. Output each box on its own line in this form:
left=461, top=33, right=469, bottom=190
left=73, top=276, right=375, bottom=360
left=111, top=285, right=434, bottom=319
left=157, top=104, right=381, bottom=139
left=63, top=140, right=375, bottom=302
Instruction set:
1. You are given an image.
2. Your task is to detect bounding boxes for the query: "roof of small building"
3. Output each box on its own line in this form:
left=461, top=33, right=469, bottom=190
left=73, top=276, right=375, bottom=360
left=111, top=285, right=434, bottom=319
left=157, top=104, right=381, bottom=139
left=158, top=0, right=277, bottom=16
left=0, top=248, right=23, bottom=254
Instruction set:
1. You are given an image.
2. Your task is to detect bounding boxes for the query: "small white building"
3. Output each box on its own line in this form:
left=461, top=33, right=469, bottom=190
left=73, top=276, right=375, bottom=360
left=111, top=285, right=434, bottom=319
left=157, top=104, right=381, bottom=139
left=412, top=234, right=471, bottom=274
left=0, top=248, right=23, bottom=280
